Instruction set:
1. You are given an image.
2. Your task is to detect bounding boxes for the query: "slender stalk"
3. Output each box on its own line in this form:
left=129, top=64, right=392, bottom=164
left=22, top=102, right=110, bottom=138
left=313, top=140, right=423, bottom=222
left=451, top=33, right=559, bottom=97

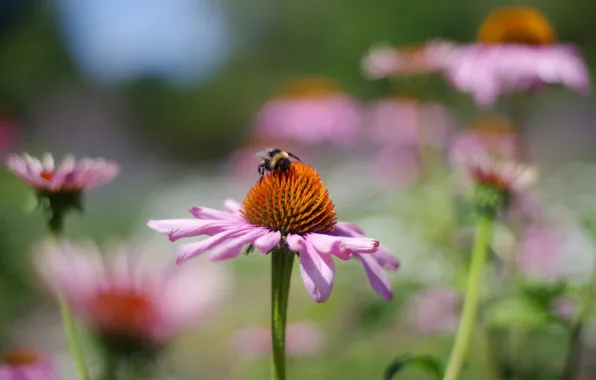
left=271, top=246, right=295, bottom=380
left=443, top=213, right=494, bottom=380
left=562, top=247, right=596, bottom=380
left=57, top=291, right=89, bottom=380
left=49, top=224, right=89, bottom=380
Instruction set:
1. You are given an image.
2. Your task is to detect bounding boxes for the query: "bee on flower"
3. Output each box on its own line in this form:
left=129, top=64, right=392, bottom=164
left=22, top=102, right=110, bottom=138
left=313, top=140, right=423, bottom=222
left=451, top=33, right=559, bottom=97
left=148, top=159, right=399, bottom=302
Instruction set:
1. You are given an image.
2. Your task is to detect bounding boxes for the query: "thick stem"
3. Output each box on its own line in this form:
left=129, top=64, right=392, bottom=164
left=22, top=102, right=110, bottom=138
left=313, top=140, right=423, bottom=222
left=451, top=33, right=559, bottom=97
left=271, top=246, right=295, bottom=380
left=562, top=247, right=596, bottom=380
left=443, top=213, right=494, bottom=380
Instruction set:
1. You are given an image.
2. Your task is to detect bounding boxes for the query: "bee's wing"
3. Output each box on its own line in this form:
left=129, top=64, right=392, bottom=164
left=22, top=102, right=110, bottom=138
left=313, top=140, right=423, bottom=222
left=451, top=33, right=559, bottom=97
left=255, top=148, right=274, bottom=159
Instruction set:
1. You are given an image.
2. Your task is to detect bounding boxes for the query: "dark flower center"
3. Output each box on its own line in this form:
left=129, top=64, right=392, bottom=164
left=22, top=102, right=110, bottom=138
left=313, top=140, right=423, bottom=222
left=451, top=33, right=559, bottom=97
left=3, top=349, right=39, bottom=366
left=89, top=289, right=157, bottom=339
left=241, top=162, right=337, bottom=235
left=478, top=7, right=555, bottom=46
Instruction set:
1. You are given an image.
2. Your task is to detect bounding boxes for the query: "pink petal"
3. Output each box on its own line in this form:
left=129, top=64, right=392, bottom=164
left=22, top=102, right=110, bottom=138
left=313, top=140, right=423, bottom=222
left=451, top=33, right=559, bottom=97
left=208, top=228, right=265, bottom=262
left=189, top=206, right=240, bottom=220
left=307, top=233, right=378, bottom=260
left=288, top=235, right=335, bottom=303
left=147, top=219, right=230, bottom=241
left=176, top=227, right=252, bottom=264
left=224, top=199, right=243, bottom=215
left=372, top=248, right=400, bottom=270
left=355, top=253, right=393, bottom=301
left=253, top=231, right=281, bottom=253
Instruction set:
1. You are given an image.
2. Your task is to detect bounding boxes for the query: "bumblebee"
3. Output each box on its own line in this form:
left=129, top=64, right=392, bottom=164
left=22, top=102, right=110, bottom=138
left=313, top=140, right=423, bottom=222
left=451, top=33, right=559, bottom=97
left=255, top=148, right=302, bottom=182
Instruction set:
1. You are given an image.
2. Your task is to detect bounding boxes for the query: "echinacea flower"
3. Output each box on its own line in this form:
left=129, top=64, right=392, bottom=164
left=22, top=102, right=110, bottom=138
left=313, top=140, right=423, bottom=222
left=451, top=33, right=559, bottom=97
left=365, top=97, right=453, bottom=149
left=361, top=40, right=458, bottom=79
left=6, top=153, right=119, bottom=232
left=232, top=322, right=323, bottom=359
left=0, top=349, right=56, bottom=380
left=6, top=153, right=119, bottom=193
left=253, top=77, right=362, bottom=146
left=148, top=162, right=399, bottom=302
left=407, top=289, right=460, bottom=334
left=449, top=116, right=519, bottom=166
left=37, top=240, right=230, bottom=356
left=462, top=154, right=536, bottom=213
left=444, top=7, right=590, bottom=106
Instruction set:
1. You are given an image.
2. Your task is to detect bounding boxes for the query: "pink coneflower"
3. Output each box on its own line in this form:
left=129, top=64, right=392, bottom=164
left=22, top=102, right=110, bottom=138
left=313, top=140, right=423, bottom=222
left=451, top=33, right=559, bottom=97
left=362, top=40, right=458, bottom=79
left=148, top=162, right=399, bottom=302
left=407, top=289, right=460, bottom=334
left=232, top=322, right=323, bottom=359
left=37, top=240, right=230, bottom=353
left=253, top=77, right=362, bottom=146
left=365, top=97, right=453, bottom=149
left=444, top=7, right=590, bottom=106
left=6, top=153, right=119, bottom=193
left=0, top=350, right=56, bottom=380
left=449, top=116, right=518, bottom=166
left=466, top=155, right=536, bottom=193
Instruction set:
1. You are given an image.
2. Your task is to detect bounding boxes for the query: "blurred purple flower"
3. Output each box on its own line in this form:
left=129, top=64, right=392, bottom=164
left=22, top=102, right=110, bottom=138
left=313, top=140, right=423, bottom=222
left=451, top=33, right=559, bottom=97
left=517, top=225, right=566, bottom=280
left=362, top=40, right=458, bottom=79
left=232, top=322, right=323, bottom=359
left=37, top=240, right=230, bottom=345
left=6, top=153, right=119, bottom=192
left=374, top=146, right=421, bottom=186
left=449, top=116, right=518, bottom=166
left=407, top=289, right=460, bottom=334
left=551, top=297, right=576, bottom=321
left=444, top=7, right=590, bottom=106
left=0, top=350, right=56, bottom=380
left=148, top=163, right=399, bottom=302
left=253, top=78, right=362, bottom=146
left=54, top=0, right=230, bottom=84
left=365, top=98, right=453, bottom=149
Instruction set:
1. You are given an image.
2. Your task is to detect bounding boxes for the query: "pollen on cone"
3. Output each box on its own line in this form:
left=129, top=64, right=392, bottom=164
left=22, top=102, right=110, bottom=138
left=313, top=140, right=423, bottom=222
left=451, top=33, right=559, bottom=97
left=241, top=162, right=337, bottom=235
left=478, top=7, right=555, bottom=45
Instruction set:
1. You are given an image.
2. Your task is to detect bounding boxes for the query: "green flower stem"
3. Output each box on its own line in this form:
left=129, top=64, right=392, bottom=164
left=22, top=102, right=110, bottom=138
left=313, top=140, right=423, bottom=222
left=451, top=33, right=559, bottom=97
left=562, top=247, right=596, bottom=380
left=443, top=213, right=494, bottom=380
left=49, top=228, right=89, bottom=380
left=271, top=246, right=295, bottom=380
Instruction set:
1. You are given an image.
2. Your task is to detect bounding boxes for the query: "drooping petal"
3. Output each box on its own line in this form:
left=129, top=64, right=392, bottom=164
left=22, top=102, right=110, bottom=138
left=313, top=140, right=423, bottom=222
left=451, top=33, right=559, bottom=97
left=176, top=227, right=252, bottom=264
left=355, top=253, right=393, bottom=301
left=307, top=233, right=379, bottom=260
left=253, top=230, right=281, bottom=253
left=372, top=247, right=401, bottom=270
left=147, top=219, right=231, bottom=241
left=224, top=199, right=243, bottom=215
left=208, top=228, right=266, bottom=262
left=288, top=235, right=335, bottom=303
left=190, top=206, right=244, bottom=221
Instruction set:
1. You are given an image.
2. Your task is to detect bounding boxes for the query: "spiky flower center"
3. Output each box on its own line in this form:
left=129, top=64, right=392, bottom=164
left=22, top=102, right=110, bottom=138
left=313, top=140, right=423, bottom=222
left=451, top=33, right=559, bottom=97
left=241, top=162, right=337, bottom=235
left=281, top=77, right=340, bottom=99
left=40, top=170, right=54, bottom=181
left=3, top=349, right=39, bottom=366
left=478, top=7, right=555, bottom=45
left=472, top=168, right=511, bottom=190
left=89, top=289, right=157, bottom=338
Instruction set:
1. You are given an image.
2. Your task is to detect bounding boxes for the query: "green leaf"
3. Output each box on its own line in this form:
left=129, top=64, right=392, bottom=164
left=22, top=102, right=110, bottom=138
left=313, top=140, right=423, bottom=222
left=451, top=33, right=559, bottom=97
left=384, top=354, right=444, bottom=380
left=486, top=296, right=553, bottom=329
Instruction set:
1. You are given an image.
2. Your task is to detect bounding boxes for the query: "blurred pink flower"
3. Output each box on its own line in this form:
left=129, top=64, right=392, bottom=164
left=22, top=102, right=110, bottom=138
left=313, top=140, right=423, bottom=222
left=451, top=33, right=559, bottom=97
left=148, top=163, right=399, bottom=303
left=445, top=44, right=589, bottom=106
left=232, top=322, right=323, bottom=359
left=365, top=98, right=453, bottom=149
left=37, top=240, right=230, bottom=345
left=374, top=146, right=421, bottom=186
left=253, top=78, right=362, bottom=145
left=551, top=297, right=576, bottom=321
left=449, top=117, right=518, bottom=166
left=444, top=7, right=590, bottom=106
left=407, top=289, right=460, bottom=334
left=6, top=153, right=119, bottom=192
left=0, top=350, right=56, bottom=380
left=464, top=154, right=536, bottom=194
left=517, top=225, right=565, bottom=280
left=362, top=40, right=458, bottom=79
